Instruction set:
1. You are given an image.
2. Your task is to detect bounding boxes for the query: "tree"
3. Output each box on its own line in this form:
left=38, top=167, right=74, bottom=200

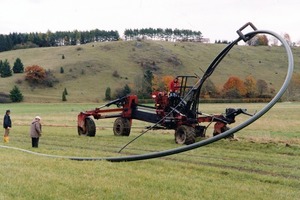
left=222, top=76, right=246, bottom=98
left=105, top=87, right=111, bottom=100
left=283, top=33, right=292, bottom=46
left=9, top=85, right=23, bottom=102
left=25, top=65, right=46, bottom=83
left=256, top=79, right=268, bottom=97
left=285, top=72, right=300, bottom=100
left=13, top=58, right=24, bottom=73
left=64, top=88, right=68, bottom=95
left=244, top=75, right=257, bottom=98
left=256, top=35, right=269, bottom=46
left=62, top=91, right=67, bottom=101
left=247, top=34, right=269, bottom=46
left=123, top=84, right=131, bottom=95
left=152, top=75, right=173, bottom=91
left=113, top=84, right=132, bottom=98
left=0, top=60, right=2, bottom=74
left=201, top=79, right=218, bottom=98
left=143, top=69, right=154, bottom=94
left=1, top=59, right=12, bottom=77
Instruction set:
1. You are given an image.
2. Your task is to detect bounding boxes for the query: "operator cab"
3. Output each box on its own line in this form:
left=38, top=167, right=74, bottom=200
left=168, top=75, right=198, bottom=107
left=175, top=75, right=198, bottom=98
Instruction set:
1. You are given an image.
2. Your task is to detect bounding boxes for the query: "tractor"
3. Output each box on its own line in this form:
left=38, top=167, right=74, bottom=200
left=77, top=74, right=250, bottom=145
left=77, top=22, right=264, bottom=145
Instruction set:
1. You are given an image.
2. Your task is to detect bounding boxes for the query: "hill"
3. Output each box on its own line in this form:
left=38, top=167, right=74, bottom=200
left=0, top=40, right=299, bottom=103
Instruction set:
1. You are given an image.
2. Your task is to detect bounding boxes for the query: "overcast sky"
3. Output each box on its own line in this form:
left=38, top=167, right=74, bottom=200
left=1, top=0, right=299, bottom=42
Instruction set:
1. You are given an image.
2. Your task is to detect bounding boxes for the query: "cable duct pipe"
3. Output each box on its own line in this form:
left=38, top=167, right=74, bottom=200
left=0, top=28, right=294, bottom=162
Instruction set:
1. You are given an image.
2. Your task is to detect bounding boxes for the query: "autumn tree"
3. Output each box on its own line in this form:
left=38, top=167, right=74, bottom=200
left=152, top=75, right=173, bottom=91
left=25, top=65, right=46, bottom=84
left=247, top=34, right=269, bottom=46
left=285, top=72, right=300, bottom=100
left=222, top=76, right=246, bottom=98
left=244, top=75, right=257, bottom=98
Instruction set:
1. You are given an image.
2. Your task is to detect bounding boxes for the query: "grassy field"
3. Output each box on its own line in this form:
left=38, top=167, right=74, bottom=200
left=1, top=102, right=300, bottom=199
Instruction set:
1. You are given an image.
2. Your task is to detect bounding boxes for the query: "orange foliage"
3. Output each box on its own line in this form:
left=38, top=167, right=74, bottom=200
left=25, top=65, right=46, bottom=83
left=244, top=75, right=257, bottom=97
left=257, top=34, right=269, bottom=46
left=153, top=75, right=174, bottom=91
left=223, top=76, right=246, bottom=96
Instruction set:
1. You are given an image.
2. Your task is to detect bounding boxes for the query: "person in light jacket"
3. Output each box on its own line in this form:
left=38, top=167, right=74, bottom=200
left=30, top=116, right=42, bottom=148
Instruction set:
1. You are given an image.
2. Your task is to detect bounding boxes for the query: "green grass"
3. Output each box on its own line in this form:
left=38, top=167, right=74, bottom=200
left=0, top=41, right=299, bottom=103
left=0, top=102, right=300, bottom=199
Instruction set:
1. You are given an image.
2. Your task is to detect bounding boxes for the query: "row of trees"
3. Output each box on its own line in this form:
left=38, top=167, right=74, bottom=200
left=0, top=27, right=204, bottom=52
left=107, top=69, right=277, bottom=100
left=124, top=28, right=202, bottom=42
left=0, top=29, right=120, bottom=52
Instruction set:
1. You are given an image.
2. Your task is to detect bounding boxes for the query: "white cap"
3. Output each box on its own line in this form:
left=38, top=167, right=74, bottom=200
left=35, top=116, right=41, bottom=120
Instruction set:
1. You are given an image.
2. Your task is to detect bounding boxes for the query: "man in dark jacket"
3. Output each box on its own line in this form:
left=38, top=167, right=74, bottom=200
left=3, top=110, right=12, bottom=143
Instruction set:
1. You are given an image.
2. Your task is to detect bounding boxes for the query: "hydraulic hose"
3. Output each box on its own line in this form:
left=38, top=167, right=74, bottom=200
left=0, top=28, right=294, bottom=162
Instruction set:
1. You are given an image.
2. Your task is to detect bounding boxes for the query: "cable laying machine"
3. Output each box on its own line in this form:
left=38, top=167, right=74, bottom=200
left=77, top=24, right=257, bottom=145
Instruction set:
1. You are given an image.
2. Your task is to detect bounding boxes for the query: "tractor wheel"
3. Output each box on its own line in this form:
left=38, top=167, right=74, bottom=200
left=113, top=117, right=131, bottom=136
left=78, top=117, right=96, bottom=137
left=175, top=125, right=196, bottom=145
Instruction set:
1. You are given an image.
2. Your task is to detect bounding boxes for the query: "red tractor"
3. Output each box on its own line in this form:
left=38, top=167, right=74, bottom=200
left=77, top=74, right=250, bottom=145
left=77, top=23, right=265, bottom=145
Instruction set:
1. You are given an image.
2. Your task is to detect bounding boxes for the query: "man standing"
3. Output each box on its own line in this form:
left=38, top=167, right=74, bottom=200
left=168, top=77, right=181, bottom=107
left=30, top=116, right=42, bottom=148
left=3, top=110, right=12, bottom=143
left=169, top=77, right=179, bottom=93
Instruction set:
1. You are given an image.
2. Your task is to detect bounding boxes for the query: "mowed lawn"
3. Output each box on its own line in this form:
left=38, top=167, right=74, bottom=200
left=1, top=102, right=300, bottom=200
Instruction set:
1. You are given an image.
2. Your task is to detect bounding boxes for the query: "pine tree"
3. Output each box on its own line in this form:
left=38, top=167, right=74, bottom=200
left=62, top=91, right=67, bottom=101
left=0, top=60, right=3, bottom=74
left=13, top=58, right=24, bottom=73
left=9, top=85, right=23, bottom=102
left=123, top=84, right=131, bottom=95
left=64, top=88, right=68, bottom=95
left=105, top=87, right=111, bottom=100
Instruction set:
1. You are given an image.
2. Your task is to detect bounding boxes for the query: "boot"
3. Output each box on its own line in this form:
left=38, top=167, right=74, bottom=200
left=3, top=136, right=8, bottom=143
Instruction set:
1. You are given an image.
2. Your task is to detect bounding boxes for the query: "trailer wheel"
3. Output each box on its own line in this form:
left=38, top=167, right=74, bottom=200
left=175, top=125, right=196, bottom=145
left=113, top=117, right=131, bottom=136
left=78, top=117, right=96, bottom=137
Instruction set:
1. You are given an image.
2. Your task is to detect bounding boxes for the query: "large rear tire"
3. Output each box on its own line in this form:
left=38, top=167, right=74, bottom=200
left=175, top=125, right=196, bottom=145
left=113, top=117, right=131, bottom=136
left=78, top=117, right=96, bottom=137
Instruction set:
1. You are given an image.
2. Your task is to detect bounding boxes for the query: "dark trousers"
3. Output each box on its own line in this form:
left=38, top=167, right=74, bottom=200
left=32, top=137, right=39, bottom=148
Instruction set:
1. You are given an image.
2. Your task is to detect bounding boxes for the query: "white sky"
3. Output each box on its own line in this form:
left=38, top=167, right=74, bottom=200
left=1, top=0, right=299, bottom=42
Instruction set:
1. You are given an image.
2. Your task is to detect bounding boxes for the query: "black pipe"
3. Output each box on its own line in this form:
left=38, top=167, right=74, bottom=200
left=0, top=26, right=294, bottom=162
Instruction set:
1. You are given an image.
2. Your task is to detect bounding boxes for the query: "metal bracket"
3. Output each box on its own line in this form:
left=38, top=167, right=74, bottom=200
left=236, top=22, right=258, bottom=42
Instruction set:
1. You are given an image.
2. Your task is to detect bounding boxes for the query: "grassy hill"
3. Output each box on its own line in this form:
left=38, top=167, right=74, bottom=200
left=0, top=40, right=299, bottom=103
